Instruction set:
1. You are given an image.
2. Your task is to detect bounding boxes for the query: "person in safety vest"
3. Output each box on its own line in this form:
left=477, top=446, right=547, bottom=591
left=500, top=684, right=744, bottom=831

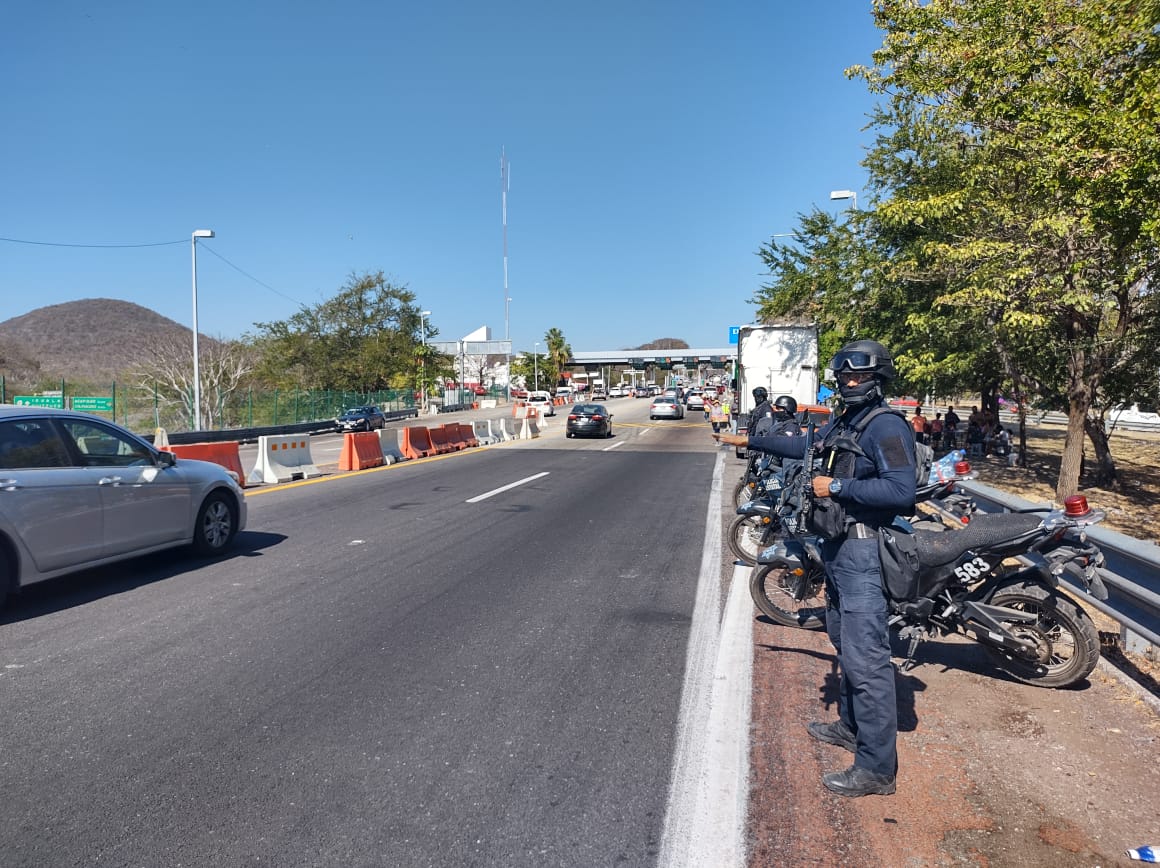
left=714, top=339, right=916, bottom=797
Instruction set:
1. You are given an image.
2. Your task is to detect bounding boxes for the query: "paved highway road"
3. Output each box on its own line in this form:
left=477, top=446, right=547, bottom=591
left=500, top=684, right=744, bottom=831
left=0, top=399, right=723, bottom=867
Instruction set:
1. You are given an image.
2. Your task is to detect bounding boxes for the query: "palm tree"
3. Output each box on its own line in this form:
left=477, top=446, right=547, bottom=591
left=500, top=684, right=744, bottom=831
left=544, top=327, right=571, bottom=388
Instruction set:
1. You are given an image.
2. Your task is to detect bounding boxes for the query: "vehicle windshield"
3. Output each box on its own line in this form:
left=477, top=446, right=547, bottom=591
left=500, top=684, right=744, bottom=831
left=343, top=407, right=372, bottom=415
left=573, top=405, right=602, bottom=414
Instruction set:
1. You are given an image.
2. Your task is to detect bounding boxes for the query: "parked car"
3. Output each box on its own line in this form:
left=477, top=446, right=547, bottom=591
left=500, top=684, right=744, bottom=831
left=565, top=403, right=613, bottom=438
left=649, top=396, right=685, bottom=420
left=0, top=406, right=247, bottom=609
left=335, top=405, right=386, bottom=432
left=526, top=391, right=555, bottom=416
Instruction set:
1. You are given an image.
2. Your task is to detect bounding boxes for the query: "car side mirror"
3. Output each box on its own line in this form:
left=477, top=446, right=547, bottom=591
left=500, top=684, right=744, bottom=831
left=156, top=450, right=177, bottom=467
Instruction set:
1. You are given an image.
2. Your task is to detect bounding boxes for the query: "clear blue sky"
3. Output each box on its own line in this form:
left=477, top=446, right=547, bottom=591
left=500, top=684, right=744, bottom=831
left=1, top=2, right=883, bottom=354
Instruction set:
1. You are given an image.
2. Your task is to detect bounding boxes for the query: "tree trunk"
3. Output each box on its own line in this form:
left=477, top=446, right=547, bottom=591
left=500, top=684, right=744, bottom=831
left=1083, top=415, right=1118, bottom=487
left=1057, top=396, right=1087, bottom=501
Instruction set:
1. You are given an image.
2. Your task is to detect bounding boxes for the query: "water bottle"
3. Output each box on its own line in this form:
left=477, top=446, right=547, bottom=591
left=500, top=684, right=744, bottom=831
left=928, top=449, right=966, bottom=484
left=1128, top=846, right=1159, bottom=862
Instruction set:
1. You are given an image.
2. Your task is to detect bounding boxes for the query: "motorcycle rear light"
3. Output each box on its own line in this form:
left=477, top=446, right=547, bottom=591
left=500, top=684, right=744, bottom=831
left=1064, top=495, right=1091, bottom=517
left=960, top=515, right=970, bottom=524
left=954, top=460, right=971, bottom=475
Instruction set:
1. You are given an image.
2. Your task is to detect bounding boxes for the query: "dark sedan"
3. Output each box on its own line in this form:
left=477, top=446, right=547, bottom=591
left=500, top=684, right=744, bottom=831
left=565, top=403, right=613, bottom=438
left=335, top=405, right=386, bottom=432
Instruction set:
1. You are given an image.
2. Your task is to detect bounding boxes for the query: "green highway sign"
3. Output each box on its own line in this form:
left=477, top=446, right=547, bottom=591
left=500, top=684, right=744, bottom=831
left=72, top=396, right=114, bottom=413
left=13, top=395, right=64, bottom=408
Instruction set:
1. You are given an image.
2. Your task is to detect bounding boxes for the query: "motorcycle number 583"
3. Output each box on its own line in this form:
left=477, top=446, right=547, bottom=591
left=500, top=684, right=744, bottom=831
left=955, top=557, right=992, bottom=581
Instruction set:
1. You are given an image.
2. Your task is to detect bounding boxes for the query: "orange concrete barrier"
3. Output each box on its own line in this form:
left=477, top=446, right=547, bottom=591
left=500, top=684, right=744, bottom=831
left=512, top=401, right=526, bottom=417
left=165, top=441, right=246, bottom=487
left=439, top=424, right=468, bottom=451
left=338, top=431, right=385, bottom=471
left=428, top=425, right=456, bottom=454
left=456, top=422, right=480, bottom=448
left=401, top=426, right=436, bottom=459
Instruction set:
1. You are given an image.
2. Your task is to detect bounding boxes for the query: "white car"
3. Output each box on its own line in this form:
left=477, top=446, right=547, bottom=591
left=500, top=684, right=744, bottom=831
left=0, top=406, right=247, bottom=609
left=526, top=392, right=556, bottom=416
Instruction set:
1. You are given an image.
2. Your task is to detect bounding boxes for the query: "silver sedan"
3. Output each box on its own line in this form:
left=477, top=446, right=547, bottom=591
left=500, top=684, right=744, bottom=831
left=649, top=396, right=685, bottom=420
left=0, top=406, right=247, bottom=609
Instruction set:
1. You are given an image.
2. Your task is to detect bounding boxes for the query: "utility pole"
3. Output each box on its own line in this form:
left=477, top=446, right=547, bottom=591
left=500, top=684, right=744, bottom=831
left=501, top=149, right=511, bottom=399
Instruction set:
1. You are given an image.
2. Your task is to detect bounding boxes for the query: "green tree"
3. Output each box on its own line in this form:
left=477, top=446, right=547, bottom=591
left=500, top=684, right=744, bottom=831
left=544, top=327, right=571, bottom=388
left=250, top=271, right=427, bottom=393
left=850, top=0, right=1160, bottom=498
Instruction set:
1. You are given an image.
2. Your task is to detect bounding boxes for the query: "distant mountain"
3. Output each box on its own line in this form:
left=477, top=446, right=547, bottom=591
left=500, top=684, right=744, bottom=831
left=633, top=338, right=690, bottom=351
left=0, top=299, right=199, bottom=386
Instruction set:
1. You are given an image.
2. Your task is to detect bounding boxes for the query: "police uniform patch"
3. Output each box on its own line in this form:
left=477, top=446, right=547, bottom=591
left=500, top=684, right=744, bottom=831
left=876, top=434, right=913, bottom=471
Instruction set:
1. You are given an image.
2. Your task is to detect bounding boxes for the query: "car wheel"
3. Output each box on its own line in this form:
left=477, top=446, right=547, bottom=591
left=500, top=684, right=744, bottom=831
left=0, top=548, right=11, bottom=612
left=566, top=431, right=573, bottom=438
left=192, top=491, right=238, bottom=556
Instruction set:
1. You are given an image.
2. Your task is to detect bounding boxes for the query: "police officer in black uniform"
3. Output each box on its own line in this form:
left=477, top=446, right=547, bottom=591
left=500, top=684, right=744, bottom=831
left=770, top=395, right=800, bottom=436
left=748, top=387, right=775, bottom=436
left=714, top=340, right=916, bottom=797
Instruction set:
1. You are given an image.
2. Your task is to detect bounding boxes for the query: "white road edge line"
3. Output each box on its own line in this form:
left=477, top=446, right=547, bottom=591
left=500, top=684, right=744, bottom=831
left=601, top=440, right=624, bottom=451
left=464, top=471, right=550, bottom=503
left=658, top=448, right=751, bottom=868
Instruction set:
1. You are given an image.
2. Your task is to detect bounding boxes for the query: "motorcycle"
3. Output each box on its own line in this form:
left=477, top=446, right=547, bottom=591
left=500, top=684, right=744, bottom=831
left=749, top=492, right=1107, bottom=689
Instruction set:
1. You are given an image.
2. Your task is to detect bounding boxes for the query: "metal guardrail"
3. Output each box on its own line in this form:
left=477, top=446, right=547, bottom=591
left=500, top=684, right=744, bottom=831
left=958, top=480, right=1160, bottom=655
left=144, top=408, right=421, bottom=446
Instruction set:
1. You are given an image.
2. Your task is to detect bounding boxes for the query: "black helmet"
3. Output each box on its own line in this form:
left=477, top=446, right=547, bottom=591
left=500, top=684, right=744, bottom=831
left=830, top=339, right=895, bottom=408
left=773, top=395, right=798, bottom=417
left=752, top=386, right=769, bottom=403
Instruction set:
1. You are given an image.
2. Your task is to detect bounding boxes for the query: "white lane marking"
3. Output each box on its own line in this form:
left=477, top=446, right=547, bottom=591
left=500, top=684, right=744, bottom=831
left=658, top=448, right=750, bottom=868
left=637, top=428, right=650, bottom=437
left=601, top=440, right=624, bottom=452
left=465, top=471, right=550, bottom=503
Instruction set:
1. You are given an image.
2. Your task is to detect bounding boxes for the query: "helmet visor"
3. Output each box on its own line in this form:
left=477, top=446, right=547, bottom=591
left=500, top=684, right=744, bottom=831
left=830, top=350, right=883, bottom=372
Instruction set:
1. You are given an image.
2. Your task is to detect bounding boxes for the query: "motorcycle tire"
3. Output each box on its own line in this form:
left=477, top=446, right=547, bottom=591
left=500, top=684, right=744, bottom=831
left=732, top=477, right=757, bottom=509
left=727, top=514, right=774, bottom=567
left=982, top=581, right=1100, bottom=688
left=749, top=560, right=827, bottom=630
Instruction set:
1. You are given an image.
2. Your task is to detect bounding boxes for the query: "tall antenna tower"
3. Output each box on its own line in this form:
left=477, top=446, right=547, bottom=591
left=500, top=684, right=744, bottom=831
left=501, top=148, right=510, bottom=341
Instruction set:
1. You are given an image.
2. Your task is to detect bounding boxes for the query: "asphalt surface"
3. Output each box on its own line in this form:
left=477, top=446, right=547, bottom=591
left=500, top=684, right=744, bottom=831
left=0, top=400, right=721, bottom=867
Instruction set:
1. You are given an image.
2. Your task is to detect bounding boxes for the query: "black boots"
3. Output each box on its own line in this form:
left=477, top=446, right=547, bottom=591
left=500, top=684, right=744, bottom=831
left=822, top=765, right=897, bottom=797
left=808, top=721, right=895, bottom=796
left=806, top=719, right=856, bottom=752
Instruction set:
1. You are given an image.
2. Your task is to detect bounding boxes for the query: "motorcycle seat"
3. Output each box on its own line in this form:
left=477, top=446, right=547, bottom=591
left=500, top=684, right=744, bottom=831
left=913, top=512, right=1044, bottom=568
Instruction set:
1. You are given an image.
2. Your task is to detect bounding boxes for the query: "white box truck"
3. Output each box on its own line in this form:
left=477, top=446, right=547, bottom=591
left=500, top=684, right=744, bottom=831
left=733, top=323, right=820, bottom=456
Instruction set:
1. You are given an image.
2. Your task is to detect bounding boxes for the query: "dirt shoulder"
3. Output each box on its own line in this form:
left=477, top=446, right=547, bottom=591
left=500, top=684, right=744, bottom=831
left=748, top=616, right=1160, bottom=867
left=744, top=422, right=1160, bottom=867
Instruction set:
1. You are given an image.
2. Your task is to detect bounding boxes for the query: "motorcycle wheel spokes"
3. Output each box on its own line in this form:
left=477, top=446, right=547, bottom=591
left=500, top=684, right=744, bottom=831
left=728, top=515, right=769, bottom=566
left=983, top=584, right=1100, bottom=688
left=749, top=562, right=826, bottom=630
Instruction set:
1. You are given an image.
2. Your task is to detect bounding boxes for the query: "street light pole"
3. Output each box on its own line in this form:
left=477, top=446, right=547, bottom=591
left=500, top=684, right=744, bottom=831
left=191, top=229, right=214, bottom=430
left=420, top=310, right=431, bottom=413
left=829, top=189, right=857, bottom=210
left=534, top=342, right=539, bottom=392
